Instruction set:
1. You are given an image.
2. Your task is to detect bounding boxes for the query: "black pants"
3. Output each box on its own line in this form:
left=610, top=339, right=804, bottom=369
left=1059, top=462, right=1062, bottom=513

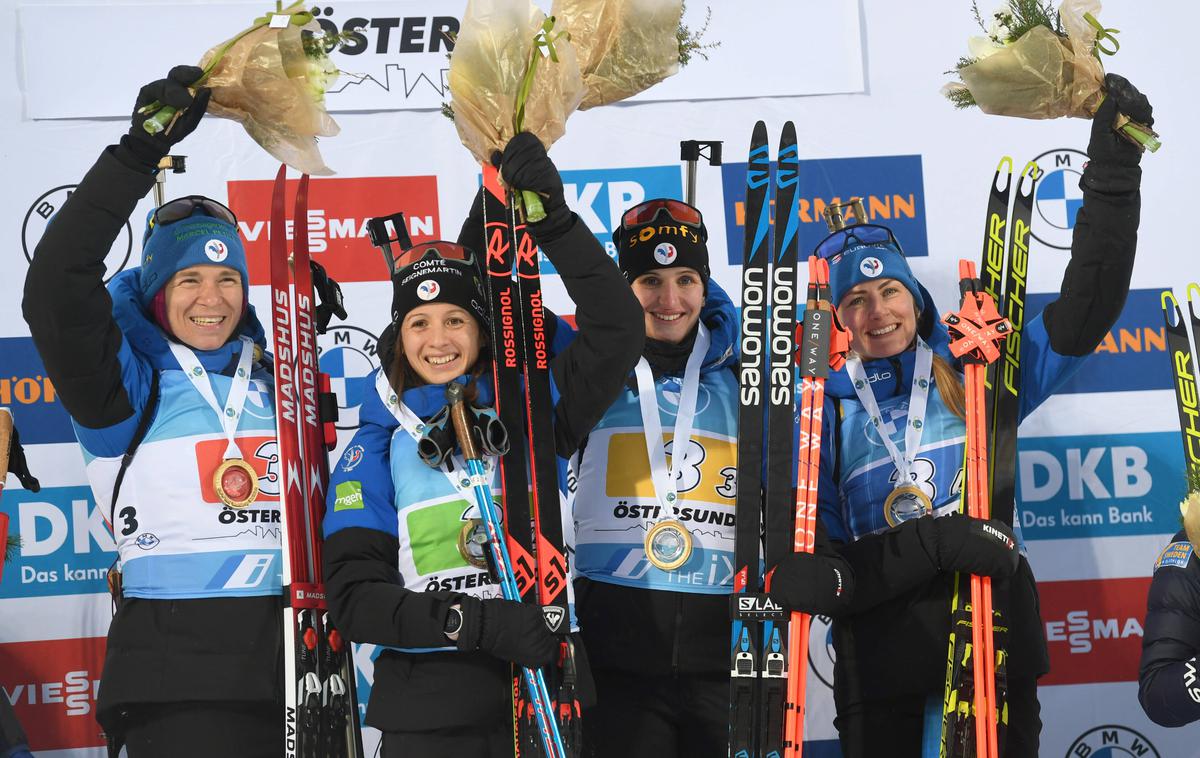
left=112, top=701, right=283, bottom=758
left=583, top=668, right=727, bottom=758
left=382, top=725, right=514, bottom=758
left=835, top=677, right=1041, bottom=758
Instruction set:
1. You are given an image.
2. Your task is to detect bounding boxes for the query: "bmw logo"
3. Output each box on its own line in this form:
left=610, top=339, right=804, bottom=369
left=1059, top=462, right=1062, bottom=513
left=134, top=533, right=160, bottom=550
left=1031, top=148, right=1088, bottom=250
left=318, top=325, right=381, bottom=430
left=1064, top=725, right=1159, bottom=758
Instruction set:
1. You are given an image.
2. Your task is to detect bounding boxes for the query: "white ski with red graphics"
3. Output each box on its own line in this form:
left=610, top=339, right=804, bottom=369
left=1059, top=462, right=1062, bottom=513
left=268, top=166, right=363, bottom=758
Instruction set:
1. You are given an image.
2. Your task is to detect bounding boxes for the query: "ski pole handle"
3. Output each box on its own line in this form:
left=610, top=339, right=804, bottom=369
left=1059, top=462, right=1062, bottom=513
left=446, top=383, right=480, bottom=461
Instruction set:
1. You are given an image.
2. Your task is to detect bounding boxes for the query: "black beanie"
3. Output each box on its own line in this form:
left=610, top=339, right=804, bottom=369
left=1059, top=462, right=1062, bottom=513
left=615, top=204, right=710, bottom=284
left=389, top=246, right=489, bottom=330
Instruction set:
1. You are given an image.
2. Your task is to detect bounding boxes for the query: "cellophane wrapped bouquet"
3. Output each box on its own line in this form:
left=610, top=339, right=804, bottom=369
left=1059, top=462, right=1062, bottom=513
left=143, top=1, right=344, bottom=174
left=942, top=0, right=1159, bottom=151
left=552, top=0, right=684, bottom=110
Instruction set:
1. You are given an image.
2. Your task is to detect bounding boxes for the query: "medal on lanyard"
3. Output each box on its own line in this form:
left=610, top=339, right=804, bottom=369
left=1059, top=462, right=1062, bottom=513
left=634, top=323, right=710, bottom=571
left=377, top=372, right=493, bottom=568
left=845, top=338, right=936, bottom=526
left=170, top=337, right=259, bottom=508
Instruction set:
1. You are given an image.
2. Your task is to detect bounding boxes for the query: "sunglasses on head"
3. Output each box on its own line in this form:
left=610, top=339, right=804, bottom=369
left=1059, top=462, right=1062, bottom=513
left=813, top=224, right=904, bottom=263
left=394, top=241, right=477, bottom=272
left=152, top=196, right=238, bottom=229
left=620, top=199, right=704, bottom=233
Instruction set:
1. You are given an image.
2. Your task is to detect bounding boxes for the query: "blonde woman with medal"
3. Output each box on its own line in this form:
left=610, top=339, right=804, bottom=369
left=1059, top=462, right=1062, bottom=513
left=321, top=134, right=645, bottom=757
left=572, top=198, right=854, bottom=758
left=23, top=69, right=289, bottom=757
left=814, top=77, right=1155, bottom=757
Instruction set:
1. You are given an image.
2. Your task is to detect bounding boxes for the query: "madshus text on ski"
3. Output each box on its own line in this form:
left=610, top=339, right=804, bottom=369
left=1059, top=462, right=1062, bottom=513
left=14, top=61, right=1162, bottom=758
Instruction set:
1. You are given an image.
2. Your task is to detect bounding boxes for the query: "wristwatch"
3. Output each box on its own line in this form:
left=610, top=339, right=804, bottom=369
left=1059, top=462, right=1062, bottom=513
left=444, top=603, right=464, bottom=642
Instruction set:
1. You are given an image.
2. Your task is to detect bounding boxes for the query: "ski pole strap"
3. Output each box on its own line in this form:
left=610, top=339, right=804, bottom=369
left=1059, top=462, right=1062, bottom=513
left=109, top=370, right=161, bottom=526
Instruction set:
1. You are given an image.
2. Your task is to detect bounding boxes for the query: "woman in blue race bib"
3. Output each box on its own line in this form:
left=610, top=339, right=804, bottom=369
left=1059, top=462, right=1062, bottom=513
left=815, top=75, right=1154, bottom=757
left=322, top=133, right=645, bottom=757
left=23, top=68, right=286, bottom=757
left=572, top=197, right=855, bottom=757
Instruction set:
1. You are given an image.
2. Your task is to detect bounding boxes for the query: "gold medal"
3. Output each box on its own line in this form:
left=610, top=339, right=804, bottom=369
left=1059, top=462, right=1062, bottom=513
left=883, top=483, right=933, bottom=527
left=213, top=458, right=259, bottom=508
left=458, top=519, right=489, bottom=569
left=644, top=519, right=694, bottom=571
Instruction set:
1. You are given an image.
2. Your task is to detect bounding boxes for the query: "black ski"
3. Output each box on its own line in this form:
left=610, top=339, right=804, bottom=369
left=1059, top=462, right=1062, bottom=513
left=759, top=121, right=800, bottom=757
left=1163, top=287, right=1200, bottom=490
left=730, top=120, right=772, bottom=757
left=480, top=169, right=545, bottom=756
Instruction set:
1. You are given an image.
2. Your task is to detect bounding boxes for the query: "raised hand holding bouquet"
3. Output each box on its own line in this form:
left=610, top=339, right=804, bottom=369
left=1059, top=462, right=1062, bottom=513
left=139, top=0, right=344, bottom=174
left=943, top=0, right=1160, bottom=152
left=448, top=0, right=585, bottom=220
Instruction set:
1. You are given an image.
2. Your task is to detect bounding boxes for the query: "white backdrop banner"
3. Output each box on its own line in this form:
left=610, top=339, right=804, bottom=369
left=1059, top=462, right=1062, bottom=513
left=17, top=0, right=864, bottom=119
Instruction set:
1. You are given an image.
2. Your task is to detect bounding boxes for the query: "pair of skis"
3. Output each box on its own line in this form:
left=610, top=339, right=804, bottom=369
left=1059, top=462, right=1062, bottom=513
left=268, top=166, right=363, bottom=758
left=937, top=159, right=1036, bottom=758
left=730, top=120, right=843, bottom=757
left=477, top=165, right=578, bottom=758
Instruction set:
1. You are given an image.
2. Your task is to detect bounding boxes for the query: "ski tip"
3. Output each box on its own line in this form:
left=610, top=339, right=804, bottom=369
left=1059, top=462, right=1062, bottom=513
left=781, top=120, right=797, bottom=141
left=995, top=156, right=1014, bottom=173
left=1187, top=282, right=1200, bottom=305
left=1018, top=160, right=1042, bottom=191
left=1161, top=289, right=1182, bottom=322
left=274, top=163, right=287, bottom=181
left=752, top=120, right=768, bottom=139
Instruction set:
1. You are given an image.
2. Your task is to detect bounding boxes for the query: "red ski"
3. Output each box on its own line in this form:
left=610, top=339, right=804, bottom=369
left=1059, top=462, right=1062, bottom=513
left=941, top=259, right=1011, bottom=758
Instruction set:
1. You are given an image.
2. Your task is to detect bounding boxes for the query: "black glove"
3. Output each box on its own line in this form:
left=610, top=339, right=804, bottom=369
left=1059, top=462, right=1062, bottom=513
left=768, top=551, right=854, bottom=617
left=118, top=65, right=212, bottom=170
left=919, top=513, right=1018, bottom=579
left=310, top=260, right=347, bottom=334
left=457, top=595, right=557, bottom=667
left=1088, top=73, right=1154, bottom=169
left=493, top=132, right=572, bottom=243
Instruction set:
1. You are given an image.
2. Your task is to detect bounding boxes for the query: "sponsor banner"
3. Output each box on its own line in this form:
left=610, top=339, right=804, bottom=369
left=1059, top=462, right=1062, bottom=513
left=720, top=155, right=928, bottom=266
left=1, top=487, right=115, bottom=600
left=1016, top=431, right=1182, bottom=540
left=226, top=175, right=440, bottom=285
left=19, top=2, right=863, bottom=118
left=22, top=185, right=134, bottom=283
left=1038, top=577, right=1148, bottom=686
left=0, top=636, right=106, bottom=751
left=1028, top=288, right=1173, bottom=394
left=0, top=338, right=75, bottom=445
